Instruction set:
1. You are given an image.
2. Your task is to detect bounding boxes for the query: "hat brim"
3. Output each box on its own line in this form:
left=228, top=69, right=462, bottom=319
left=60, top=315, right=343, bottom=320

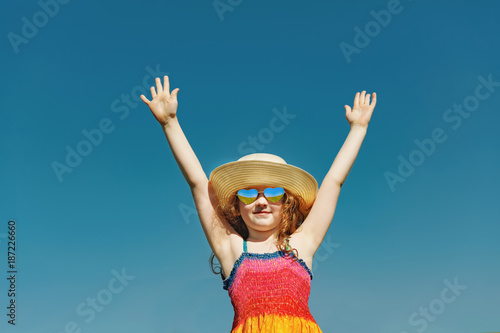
left=209, top=160, right=318, bottom=210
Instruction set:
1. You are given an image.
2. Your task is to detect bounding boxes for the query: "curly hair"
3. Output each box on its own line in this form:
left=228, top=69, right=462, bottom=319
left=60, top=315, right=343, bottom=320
left=208, top=190, right=313, bottom=280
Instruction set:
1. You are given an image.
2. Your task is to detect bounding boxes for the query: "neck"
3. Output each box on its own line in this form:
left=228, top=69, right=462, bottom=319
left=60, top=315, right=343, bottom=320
left=246, top=229, right=278, bottom=243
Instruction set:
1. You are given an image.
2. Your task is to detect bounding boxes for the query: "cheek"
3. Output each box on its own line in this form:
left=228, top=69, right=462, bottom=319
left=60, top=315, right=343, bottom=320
left=239, top=202, right=251, bottom=217
left=274, top=205, right=284, bottom=219
left=238, top=202, right=245, bottom=213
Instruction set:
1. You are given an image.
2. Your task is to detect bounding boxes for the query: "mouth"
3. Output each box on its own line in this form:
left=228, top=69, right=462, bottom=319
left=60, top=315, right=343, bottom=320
left=254, top=211, right=270, bottom=215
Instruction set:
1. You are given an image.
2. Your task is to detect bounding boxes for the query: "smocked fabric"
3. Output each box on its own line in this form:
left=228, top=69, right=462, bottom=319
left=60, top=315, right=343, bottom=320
left=222, top=238, right=323, bottom=332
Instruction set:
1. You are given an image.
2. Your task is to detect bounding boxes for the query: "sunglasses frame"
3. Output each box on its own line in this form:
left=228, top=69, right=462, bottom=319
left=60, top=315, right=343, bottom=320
left=236, top=187, right=286, bottom=204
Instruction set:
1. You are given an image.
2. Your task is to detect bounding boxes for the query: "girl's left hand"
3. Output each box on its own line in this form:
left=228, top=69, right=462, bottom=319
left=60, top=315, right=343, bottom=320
left=344, top=91, right=377, bottom=128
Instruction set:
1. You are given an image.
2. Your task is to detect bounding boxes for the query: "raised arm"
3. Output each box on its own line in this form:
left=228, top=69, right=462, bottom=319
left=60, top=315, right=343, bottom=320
left=299, top=91, right=377, bottom=254
left=140, top=76, right=206, bottom=187
left=140, top=76, right=231, bottom=255
left=324, top=90, right=376, bottom=186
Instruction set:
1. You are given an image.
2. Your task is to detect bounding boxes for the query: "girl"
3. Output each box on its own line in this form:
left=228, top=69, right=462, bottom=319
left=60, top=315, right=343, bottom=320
left=140, top=76, right=377, bottom=332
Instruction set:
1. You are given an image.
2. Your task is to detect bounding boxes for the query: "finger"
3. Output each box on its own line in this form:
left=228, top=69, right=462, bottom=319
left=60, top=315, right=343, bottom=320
left=344, top=105, right=351, bottom=115
left=164, top=76, right=170, bottom=95
left=371, top=92, right=377, bottom=106
left=171, top=87, right=179, bottom=99
left=155, top=77, right=163, bottom=94
left=365, top=93, right=371, bottom=105
left=353, top=92, right=360, bottom=108
left=140, top=94, right=150, bottom=104
left=360, top=91, right=366, bottom=104
left=150, top=86, right=157, bottom=98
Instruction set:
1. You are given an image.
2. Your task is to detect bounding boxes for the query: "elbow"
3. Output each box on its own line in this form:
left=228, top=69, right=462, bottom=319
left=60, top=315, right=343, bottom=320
left=322, top=174, right=344, bottom=190
left=189, top=177, right=208, bottom=191
left=332, top=178, right=344, bottom=189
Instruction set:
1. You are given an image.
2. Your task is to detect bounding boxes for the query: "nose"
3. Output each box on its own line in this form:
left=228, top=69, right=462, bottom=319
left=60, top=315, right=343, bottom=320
left=254, top=193, right=268, bottom=205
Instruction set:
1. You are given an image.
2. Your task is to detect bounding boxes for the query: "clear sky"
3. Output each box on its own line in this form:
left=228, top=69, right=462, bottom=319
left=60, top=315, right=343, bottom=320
left=1, top=1, right=499, bottom=332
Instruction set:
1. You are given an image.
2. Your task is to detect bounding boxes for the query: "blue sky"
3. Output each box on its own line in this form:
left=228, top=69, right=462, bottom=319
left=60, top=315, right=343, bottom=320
left=1, top=0, right=499, bottom=332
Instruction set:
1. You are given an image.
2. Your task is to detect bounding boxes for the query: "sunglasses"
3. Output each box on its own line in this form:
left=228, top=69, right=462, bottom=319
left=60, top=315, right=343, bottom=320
left=237, top=187, right=285, bottom=204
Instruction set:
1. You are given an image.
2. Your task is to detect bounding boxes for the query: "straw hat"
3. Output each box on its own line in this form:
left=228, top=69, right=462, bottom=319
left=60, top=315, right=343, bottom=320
left=209, top=153, right=318, bottom=211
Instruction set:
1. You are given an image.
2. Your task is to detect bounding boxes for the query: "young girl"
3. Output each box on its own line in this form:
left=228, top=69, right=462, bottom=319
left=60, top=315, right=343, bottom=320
left=140, top=76, right=377, bottom=332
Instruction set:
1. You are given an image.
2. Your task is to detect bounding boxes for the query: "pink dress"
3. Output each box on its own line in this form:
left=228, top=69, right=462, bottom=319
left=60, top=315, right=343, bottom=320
left=222, top=238, right=323, bottom=332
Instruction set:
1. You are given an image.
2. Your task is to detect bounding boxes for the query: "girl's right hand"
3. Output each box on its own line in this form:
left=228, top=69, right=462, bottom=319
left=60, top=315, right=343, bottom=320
left=140, top=76, right=180, bottom=126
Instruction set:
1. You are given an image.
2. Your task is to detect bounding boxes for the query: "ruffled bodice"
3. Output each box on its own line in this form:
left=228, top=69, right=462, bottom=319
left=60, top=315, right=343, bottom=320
left=222, top=239, right=322, bottom=332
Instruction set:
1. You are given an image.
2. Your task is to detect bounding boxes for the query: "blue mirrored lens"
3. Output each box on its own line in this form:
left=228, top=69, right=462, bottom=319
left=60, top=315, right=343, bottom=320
left=264, top=187, right=285, bottom=202
left=237, top=189, right=258, bottom=204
